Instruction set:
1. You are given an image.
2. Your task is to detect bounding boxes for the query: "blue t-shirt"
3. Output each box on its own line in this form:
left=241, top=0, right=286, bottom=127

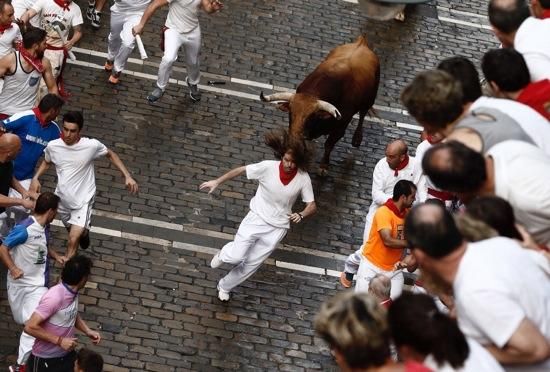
left=2, top=110, right=61, bottom=180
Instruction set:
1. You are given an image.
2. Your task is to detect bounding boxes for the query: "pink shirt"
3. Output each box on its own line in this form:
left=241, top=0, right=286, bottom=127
left=32, top=282, right=79, bottom=358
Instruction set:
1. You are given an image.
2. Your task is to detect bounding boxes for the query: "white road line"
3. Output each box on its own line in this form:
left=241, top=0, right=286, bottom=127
left=436, top=6, right=487, bottom=19
left=438, top=16, right=492, bottom=30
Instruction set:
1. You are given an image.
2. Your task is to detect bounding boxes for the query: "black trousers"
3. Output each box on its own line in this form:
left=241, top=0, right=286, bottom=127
left=27, top=350, right=76, bottom=372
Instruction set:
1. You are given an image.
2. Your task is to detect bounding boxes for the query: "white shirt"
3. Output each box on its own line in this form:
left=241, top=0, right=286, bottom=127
left=166, top=0, right=201, bottom=34
left=423, top=338, right=504, bottom=372
left=44, top=137, right=108, bottom=209
left=0, top=23, right=22, bottom=57
left=111, top=0, right=151, bottom=14
left=413, top=140, right=433, bottom=203
left=247, top=160, right=314, bottom=229
left=470, top=97, right=550, bottom=157
left=488, top=140, right=550, bottom=245
left=515, top=17, right=550, bottom=82
left=363, top=156, right=415, bottom=240
left=31, top=0, right=83, bottom=47
left=454, top=237, right=550, bottom=371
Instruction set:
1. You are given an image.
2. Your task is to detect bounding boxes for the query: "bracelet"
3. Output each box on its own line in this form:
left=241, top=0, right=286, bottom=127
left=298, top=213, right=304, bottom=220
left=56, top=336, right=63, bottom=346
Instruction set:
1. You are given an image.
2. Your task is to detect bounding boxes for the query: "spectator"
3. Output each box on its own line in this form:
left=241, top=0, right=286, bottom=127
left=74, top=348, right=103, bottom=372
left=0, top=0, right=22, bottom=57
left=405, top=203, right=550, bottom=369
left=530, top=0, right=550, bottom=19
left=368, top=273, right=392, bottom=308
left=488, top=0, right=550, bottom=81
left=422, top=140, right=550, bottom=245
left=340, top=139, right=415, bottom=288
left=25, top=255, right=101, bottom=372
left=355, top=180, right=416, bottom=298
left=482, top=48, right=550, bottom=120
left=388, top=292, right=504, bottom=371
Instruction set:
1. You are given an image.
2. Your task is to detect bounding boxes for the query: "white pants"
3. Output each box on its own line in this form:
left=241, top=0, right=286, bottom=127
left=8, top=283, right=48, bottom=364
left=8, top=179, right=32, bottom=224
left=107, top=10, right=142, bottom=73
left=38, top=48, right=65, bottom=100
left=157, top=26, right=201, bottom=90
left=217, top=211, right=287, bottom=293
left=343, top=248, right=362, bottom=275
left=355, top=256, right=404, bottom=300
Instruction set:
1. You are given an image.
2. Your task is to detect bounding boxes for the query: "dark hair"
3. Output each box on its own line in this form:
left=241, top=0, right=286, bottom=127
left=61, top=255, right=92, bottom=285
left=34, top=192, right=59, bottom=214
left=481, top=49, right=530, bottom=92
left=392, top=180, right=416, bottom=201
left=437, top=56, right=482, bottom=103
left=388, top=292, right=469, bottom=369
left=422, top=141, right=487, bottom=193
left=466, top=196, right=522, bottom=240
left=488, top=0, right=530, bottom=33
left=401, top=70, right=464, bottom=130
left=63, top=111, right=84, bottom=130
left=76, top=348, right=103, bottom=372
left=38, top=94, right=65, bottom=113
left=540, top=0, right=550, bottom=9
left=22, top=27, right=47, bottom=49
left=405, top=203, right=463, bottom=258
left=0, top=0, right=12, bottom=13
left=264, top=129, right=312, bottom=171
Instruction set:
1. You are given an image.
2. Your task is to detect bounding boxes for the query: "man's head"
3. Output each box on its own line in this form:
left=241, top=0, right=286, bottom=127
left=315, top=291, right=391, bottom=370
left=422, top=141, right=487, bottom=202
left=437, top=56, right=482, bottom=104
left=62, top=111, right=84, bottom=146
left=482, top=48, right=530, bottom=97
left=74, top=348, right=103, bottom=372
left=385, top=140, right=408, bottom=170
left=0, top=1, right=14, bottom=27
left=488, top=0, right=531, bottom=47
left=401, top=70, right=464, bottom=135
left=368, top=274, right=391, bottom=302
left=34, top=192, right=59, bottom=224
left=392, top=179, right=417, bottom=208
left=404, top=203, right=464, bottom=283
left=38, top=94, right=65, bottom=122
left=22, top=27, right=47, bottom=58
left=61, top=255, right=92, bottom=290
left=0, top=133, right=21, bottom=162
left=530, top=0, right=550, bottom=18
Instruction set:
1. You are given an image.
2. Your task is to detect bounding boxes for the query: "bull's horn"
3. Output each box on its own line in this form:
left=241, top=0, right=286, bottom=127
left=260, top=91, right=294, bottom=102
left=317, top=100, right=342, bottom=120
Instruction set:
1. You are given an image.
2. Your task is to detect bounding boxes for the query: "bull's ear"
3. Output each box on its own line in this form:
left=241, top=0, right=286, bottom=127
left=276, top=102, right=290, bottom=112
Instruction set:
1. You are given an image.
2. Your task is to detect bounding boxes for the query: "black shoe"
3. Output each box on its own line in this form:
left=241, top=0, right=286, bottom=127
left=80, top=231, right=90, bottom=250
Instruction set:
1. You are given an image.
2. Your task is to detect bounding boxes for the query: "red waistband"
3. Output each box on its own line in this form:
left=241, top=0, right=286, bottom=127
left=46, top=44, right=65, bottom=50
left=427, top=188, right=454, bottom=201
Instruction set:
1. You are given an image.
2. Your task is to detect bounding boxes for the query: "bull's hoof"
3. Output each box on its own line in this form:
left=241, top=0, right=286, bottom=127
left=352, top=134, right=363, bottom=148
left=318, top=167, right=329, bottom=177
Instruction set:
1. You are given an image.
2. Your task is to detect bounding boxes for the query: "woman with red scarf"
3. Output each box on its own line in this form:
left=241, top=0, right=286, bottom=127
left=200, top=132, right=316, bottom=302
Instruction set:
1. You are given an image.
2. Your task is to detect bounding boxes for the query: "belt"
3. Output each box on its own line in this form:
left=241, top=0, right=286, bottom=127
left=427, top=188, right=454, bottom=201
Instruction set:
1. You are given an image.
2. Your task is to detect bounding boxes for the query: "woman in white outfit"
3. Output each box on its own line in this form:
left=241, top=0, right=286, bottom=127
left=200, top=132, right=316, bottom=302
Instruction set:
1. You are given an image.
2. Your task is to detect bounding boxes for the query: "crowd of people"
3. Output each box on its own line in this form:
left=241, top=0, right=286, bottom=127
left=0, top=0, right=549, bottom=371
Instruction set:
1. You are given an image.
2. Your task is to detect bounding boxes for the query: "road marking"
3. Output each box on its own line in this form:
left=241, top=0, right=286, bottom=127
left=438, top=16, right=492, bottom=30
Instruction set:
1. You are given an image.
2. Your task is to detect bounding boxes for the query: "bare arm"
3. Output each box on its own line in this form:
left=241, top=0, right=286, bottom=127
left=20, top=8, right=38, bottom=25
left=75, top=314, right=101, bottom=344
left=379, top=228, right=407, bottom=249
left=47, top=246, right=64, bottom=266
left=0, top=193, right=34, bottom=210
left=201, top=0, right=223, bottom=14
left=65, top=25, right=82, bottom=50
left=0, top=52, right=16, bottom=78
left=199, top=166, right=247, bottom=194
left=132, top=0, right=169, bottom=35
left=289, top=201, right=316, bottom=224
left=30, top=159, right=51, bottom=194
left=105, top=149, right=139, bottom=194
left=0, top=245, right=23, bottom=279
left=25, top=312, right=78, bottom=350
left=42, top=59, right=59, bottom=95
left=485, top=318, right=550, bottom=365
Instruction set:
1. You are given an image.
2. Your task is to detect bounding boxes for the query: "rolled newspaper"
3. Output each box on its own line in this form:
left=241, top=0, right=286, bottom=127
left=135, top=34, right=148, bottom=60
left=52, top=24, right=76, bottom=61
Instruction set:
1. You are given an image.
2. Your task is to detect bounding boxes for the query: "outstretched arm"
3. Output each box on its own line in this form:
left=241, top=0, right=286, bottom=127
left=105, top=149, right=138, bottom=194
left=201, top=0, right=223, bottom=14
left=132, top=0, right=169, bottom=35
left=30, top=160, right=51, bottom=194
left=199, top=166, right=247, bottom=194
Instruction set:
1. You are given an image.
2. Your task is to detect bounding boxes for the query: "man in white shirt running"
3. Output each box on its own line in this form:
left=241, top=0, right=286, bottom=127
left=30, top=111, right=139, bottom=261
left=0, top=0, right=22, bottom=57
left=132, top=0, right=223, bottom=102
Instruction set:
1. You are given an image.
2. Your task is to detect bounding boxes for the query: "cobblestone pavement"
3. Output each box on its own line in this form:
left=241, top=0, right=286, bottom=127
left=0, top=0, right=499, bottom=370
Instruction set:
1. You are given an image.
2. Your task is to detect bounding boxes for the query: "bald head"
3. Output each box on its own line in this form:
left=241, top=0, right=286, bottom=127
left=0, top=133, right=21, bottom=162
left=385, top=140, right=408, bottom=169
left=488, top=0, right=530, bottom=42
left=369, top=274, right=391, bottom=301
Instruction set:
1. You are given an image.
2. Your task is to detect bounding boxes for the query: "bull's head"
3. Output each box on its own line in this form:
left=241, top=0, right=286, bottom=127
left=260, top=92, right=342, bottom=139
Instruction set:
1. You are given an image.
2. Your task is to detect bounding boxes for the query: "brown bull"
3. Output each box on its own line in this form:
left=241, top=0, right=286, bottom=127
left=260, top=35, right=380, bottom=173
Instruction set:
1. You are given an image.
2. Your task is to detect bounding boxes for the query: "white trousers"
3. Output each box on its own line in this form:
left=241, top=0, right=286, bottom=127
left=218, top=211, right=287, bottom=293
left=355, top=256, right=404, bottom=300
left=107, top=11, right=142, bottom=73
left=38, top=48, right=64, bottom=101
left=343, top=248, right=363, bottom=275
left=157, top=26, right=201, bottom=90
left=8, top=284, right=48, bottom=364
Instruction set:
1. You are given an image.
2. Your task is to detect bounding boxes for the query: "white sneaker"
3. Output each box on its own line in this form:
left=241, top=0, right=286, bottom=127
left=210, top=252, right=222, bottom=268
left=217, top=286, right=230, bottom=302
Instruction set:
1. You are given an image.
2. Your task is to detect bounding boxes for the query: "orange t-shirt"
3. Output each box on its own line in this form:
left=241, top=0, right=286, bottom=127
left=362, top=205, right=406, bottom=271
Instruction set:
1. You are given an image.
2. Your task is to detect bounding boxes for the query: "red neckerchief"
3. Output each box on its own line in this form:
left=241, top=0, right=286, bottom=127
left=380, top=299, right=392, bottom=309
left=53, top=0, right=70, bottom=11
left=542, top=9, right=550, bottom=19
left=19, top=46, right=44, bottom=73
left=384, top=198, right=406, bottom=219
left=0, top=23, right=13, bottom=34
left=426, top=134, right=440, bottom=145
left=279, top=161, right=297, bottom=185
left=393, top=154, right=409, bottom=176
left=32, top=108, right=49, bottom=127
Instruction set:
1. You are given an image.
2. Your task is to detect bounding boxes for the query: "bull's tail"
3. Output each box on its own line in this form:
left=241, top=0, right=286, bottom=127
left=356, top=34, right=370, bottom=48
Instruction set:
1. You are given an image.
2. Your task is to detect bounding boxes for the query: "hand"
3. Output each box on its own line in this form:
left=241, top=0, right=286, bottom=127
left=29, top=179, right=41, bottom=194
left=132, top=24, right=144, bottom=36
left=288, top=212, right=303, bottom=224
left=211, top=0, right=223, bottom=11
left=199, top=180, right=220, bottom=194
left=87, top=330, right=101, bottom=345
left=9, top=266, right=23, bottom=279
left=59, top=337, right=78, bottom=351
left=21, top=198, right=35, bottom=210
left=516, top=223, right=541, bottom=251
left=125, top=176, right=139, bottom=194
left=54, top=255, right=65, bottom=266
left=64, top=41, right=74, bottom=50
left=22, top=189, right=39, bottom=201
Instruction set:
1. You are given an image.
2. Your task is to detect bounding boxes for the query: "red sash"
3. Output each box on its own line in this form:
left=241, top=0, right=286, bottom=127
left=427, top=188, right=454, bottom=201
